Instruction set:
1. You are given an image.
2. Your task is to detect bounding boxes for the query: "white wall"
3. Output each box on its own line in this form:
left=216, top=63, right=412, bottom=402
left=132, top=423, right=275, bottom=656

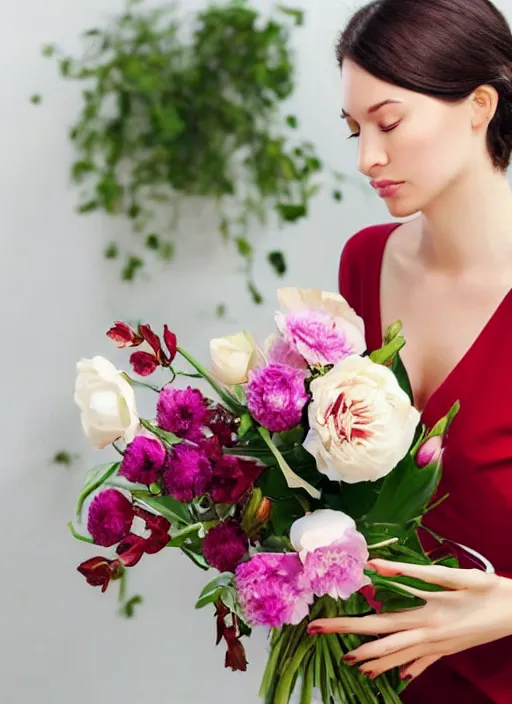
left=3, top=1, right=511, bottom=702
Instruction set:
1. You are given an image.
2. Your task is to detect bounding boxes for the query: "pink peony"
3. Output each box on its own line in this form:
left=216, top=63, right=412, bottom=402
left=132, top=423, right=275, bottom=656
left=119, top=436, right=166, bottom=485
left=276, top=309, right=354, bottom=367
left=157, top=386, right=208, bottom=442
left=87, top=488, right=134, bottom=547
left=202, top=520, right=249, bottom=572
left=246, top=364, right=309, bottom=432
left=266, top=335, right=308, bottom=370
left=163, top=442, right=212, bottom=502
left=302, top=530, right=369, bottom=600
left=235, top=553, right=314, bottom=628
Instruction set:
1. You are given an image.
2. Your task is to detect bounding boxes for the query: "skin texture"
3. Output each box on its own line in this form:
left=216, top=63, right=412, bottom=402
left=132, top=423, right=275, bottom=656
left=308, top=59, right=512, bottom=679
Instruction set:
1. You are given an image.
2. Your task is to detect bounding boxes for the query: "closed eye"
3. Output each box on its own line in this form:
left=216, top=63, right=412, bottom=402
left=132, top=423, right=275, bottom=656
left=347, top=121, right=401, bottom=140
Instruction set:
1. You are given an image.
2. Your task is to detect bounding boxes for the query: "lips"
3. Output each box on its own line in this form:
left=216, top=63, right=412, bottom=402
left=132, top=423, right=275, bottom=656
left=370, top=179, right=404, bottom=189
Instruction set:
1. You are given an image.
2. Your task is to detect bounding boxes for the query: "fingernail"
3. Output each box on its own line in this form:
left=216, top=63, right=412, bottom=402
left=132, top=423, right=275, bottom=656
left=342, top=654, right=356, bottom=663
left=359, top=668, right=375, bottom=679
left=400, top=673, right=413, bottom=681
left=307, top=625, right=324, bottom=636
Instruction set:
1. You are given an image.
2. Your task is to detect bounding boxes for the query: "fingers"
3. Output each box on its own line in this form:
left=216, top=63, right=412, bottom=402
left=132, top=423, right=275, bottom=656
left=343, top=628, right=428, bottom=664
left=357, top=643, right=436, bottom=678
left=399, top=654, right=441, bottom=681
left=367, top=559, right=489, bottom=590
left=308, top=608, right=424, bottom=636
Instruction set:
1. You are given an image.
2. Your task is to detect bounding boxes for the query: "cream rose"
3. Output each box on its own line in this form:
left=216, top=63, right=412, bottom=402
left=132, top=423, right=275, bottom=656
left=303, top=354, right=420, bottom=483
left=277, top=287, right=366, bottom=359
left=209, top=331, right=263, bottom=386
left=74, top=356, right=139, bottom=449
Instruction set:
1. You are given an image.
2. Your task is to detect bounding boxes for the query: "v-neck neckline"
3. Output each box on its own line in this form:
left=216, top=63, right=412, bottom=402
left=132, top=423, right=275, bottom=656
left=374, top=222, right=512, bottom=417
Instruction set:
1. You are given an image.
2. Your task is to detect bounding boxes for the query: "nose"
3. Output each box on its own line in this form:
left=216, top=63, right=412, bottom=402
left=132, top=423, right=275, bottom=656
left=357, top=132, right=389, bottom=177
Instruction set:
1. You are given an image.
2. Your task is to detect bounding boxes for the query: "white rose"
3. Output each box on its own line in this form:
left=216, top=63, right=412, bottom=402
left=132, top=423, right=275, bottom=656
left=74, top=356, right=139, bottom=449
left=277, top=287, right=366, bottom=357
left=290, top=509, right=356, bottom=560
left=209, top=331, right=263, bottom=386
left=304, top=354, right=420, bottom=483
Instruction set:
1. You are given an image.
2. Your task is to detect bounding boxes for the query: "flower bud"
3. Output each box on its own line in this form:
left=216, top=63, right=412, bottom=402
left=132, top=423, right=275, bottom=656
left=210, top=331, right=262, bottom=386
left=416, top=435, right=443, bottom=468
left=107, top=322, right=142, bottom=348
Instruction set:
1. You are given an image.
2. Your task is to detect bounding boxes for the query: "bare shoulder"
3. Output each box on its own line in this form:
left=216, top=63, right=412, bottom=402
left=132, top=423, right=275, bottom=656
left=382, top=218, right=422, bottom=278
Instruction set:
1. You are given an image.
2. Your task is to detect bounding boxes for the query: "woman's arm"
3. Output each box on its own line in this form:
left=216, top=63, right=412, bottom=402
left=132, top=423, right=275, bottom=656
left=307, top=559, right=512, bottom=681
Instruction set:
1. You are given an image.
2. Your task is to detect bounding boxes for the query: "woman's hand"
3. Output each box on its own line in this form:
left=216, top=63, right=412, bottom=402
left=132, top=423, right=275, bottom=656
left=307, top=559, right=512, bottom=681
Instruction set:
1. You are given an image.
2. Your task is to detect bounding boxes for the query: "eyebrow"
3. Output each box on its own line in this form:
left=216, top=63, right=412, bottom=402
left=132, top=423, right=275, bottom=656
left=341, top=99, right=402, bottom=119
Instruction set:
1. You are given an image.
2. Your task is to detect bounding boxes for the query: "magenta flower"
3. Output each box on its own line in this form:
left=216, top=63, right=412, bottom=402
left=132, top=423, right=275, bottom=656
left=87, top=488, right=134, bottom=547
left=276, top=309, right=354, bottom=367
left=163, top=443, right=212, bottom=502
left=302, top=530, right=368, bottom=600
left=210, top=455, right=263, bottom=504
left=119, top=436, right=166, bottom=485
left=235, top=553, right=314, bottom=628
left=202, top=520, right=249, bottom=572
left=157, top=386, right=208, bottom=442
left=246, top=364, right=309, bottom=432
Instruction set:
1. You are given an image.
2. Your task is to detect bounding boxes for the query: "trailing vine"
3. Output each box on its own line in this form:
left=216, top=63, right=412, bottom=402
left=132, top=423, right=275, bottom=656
left=39, top=0, right=345, bottom=303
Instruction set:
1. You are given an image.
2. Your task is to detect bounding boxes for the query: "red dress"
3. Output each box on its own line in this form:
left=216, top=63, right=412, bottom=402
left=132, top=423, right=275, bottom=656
left=338, top=223, right=512, bottom=703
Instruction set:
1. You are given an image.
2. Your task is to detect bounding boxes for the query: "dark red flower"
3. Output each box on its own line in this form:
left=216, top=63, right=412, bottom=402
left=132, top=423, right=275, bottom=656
left=200, top=435, right=224, bottom=462
left=77, top=556, right=123, bottom=592
left=202, top=520, right=249, bottom=572
left=132, top=507, right=171, bottom=554
left=210, top=455, right=263, bottom=504
left=116, top=534, right=147, bottom=567
left=206, top=403, right=238, bottom=448
left=163, top=325, right=177, bottom=363
left=107, top=321, right=142, bottom=348
left=139, top=324, right=163, bottom=358
left=129, top=350, right=160, bottom=376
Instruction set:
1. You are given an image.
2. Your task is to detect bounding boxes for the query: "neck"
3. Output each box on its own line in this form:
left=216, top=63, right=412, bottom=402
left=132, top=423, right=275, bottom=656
left=419, top=161, right=512, bottom=275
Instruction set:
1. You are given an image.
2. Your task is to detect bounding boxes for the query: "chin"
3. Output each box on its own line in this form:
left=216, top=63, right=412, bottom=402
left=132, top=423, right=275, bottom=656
left=385, top=195, right=423, bottom=219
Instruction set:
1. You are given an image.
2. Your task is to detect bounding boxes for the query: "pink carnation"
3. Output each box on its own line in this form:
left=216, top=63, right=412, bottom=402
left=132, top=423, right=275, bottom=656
left=276, top=309, right=354, bottom=367
left=246, top=364, right=309, bottom=432
left=235, top=553, right=313, bottom=628
left=266, top=336, right=308, bottom=370
left=119, top=435, right=166, bottom=485
left=163, top=443, right=212, bottom=502
left=302, top=530, right=369, bottom=600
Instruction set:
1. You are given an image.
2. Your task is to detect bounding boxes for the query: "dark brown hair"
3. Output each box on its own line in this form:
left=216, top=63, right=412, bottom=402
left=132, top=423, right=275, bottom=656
left=336, top=0, right=512, bottom=171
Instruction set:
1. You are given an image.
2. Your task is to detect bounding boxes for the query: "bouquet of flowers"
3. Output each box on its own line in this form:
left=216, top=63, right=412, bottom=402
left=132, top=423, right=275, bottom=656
left=71, top=287, right=463, bottom=704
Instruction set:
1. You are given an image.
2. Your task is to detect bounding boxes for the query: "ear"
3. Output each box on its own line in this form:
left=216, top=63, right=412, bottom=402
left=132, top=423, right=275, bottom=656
left=470, top=85, right=499, bottom=130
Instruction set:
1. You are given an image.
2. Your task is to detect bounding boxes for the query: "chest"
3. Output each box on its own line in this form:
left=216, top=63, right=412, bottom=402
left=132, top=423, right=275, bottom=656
left=379, top=269, right=511, bottom=413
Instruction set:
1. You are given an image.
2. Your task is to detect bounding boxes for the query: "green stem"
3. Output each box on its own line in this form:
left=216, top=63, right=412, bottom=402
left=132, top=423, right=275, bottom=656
left=376, top=673, right=403, bottom=704
left=166, top=522, right=203, bottom=547
left=367, top=537, right=399, bottom=551
left=121, top=372, right=161, bottom=393
left=259, top=630, right=287, bottom=699
left=274, top=638, right=316, bottom=704
left=67, top=521, right=95, bottom=543
left=176, top=346, right=244, bottom=414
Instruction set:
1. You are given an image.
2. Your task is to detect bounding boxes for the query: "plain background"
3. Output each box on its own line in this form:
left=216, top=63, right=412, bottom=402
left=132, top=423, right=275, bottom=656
left=3, top=0, right=512, bottom=702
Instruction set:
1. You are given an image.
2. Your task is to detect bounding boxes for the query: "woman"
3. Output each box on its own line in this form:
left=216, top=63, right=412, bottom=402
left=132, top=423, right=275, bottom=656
left=307, top=0, right=512, bottom=701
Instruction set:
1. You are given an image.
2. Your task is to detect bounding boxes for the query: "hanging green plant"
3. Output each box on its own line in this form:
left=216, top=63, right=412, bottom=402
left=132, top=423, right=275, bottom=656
left=41, top=0, right=345, bottom=302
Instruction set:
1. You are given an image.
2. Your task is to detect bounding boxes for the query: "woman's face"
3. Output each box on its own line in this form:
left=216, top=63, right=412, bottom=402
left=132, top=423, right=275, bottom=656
left=340, top=58, right=482, bottom=217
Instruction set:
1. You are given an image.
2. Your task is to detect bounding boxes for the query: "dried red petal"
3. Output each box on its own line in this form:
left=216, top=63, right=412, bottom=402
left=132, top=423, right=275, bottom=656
left=163, top=325, right=177, bottom=363
left=116, top=534, right=146, bottom=567
left=223, top=627, right=248, bottom=672
left=130, top=350, right=159, bottom=376
left=107, top=321, right=142, bottom=348
left=77, top=556, right=123, bottom=592
left=139, top=324, right=163, bottom=359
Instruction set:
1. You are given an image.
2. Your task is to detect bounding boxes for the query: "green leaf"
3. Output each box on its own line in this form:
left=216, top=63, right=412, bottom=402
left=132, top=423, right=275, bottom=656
left=30, top=94, right=42, bottom=105
left=41, top=44, right=55, bottom=58
left=277, top=6, right=304, bottom=26
left=271, top=497, right=305, bottom=536
left=363, top=450, right=441, bottom=526
left=140, top=419, right=183, bottom=447
left=121, top=255, right=144, bottom=281
left=248, top=282, right=263, bottom=305
left=78, top=200, right=99, bottom=214
left=137, top=495, right=192, bottom=526
left=286, top=114, right=298, bottom=128
left=145, top=233, right=159, bottom=249
left=236, top=237, right=253, bottom=258
left=276, top=203, right=307, bottom=221
left=332, top=189, right=343, bottom=202
left=76, top=462, right=120, bottom=519
left=181, top=545, right=209, bottom=570
left=392, top=352, right=414, bottom=402
left=104, top=242, right=118, bottom=259
left=267, top=250, right=286, bottom=276
left=195, top=572, right=234, bottom=609
left=216, top=303, right=226, bottom=318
